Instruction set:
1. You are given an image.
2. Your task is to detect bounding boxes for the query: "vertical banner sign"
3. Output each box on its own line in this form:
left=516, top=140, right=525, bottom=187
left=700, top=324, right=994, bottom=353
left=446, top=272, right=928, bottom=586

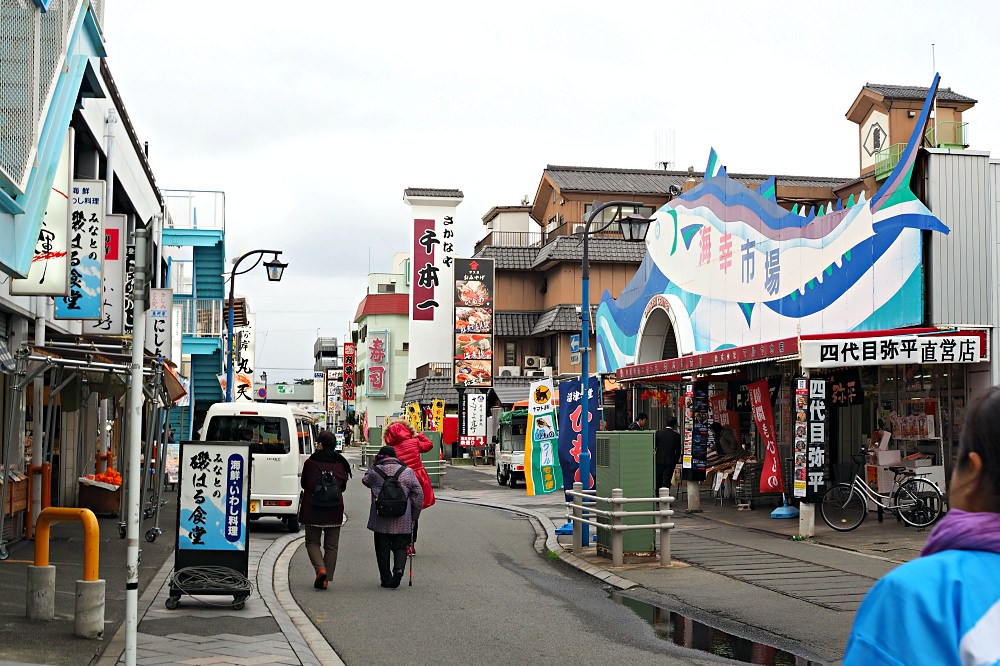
left=749, top=379, right=784, bottom=493
left=366, top=329, right=390, bottom=397
left=55, top=179, right=105, bottom=319
left=557, top=376, right=599, bottom=491
left=178, top=441, right=250, bottom=553
left=793, top=380, right=808, bottom=498
left=85, top=213, right=126, bottom=335
left=412, top=219, right=438, bottom=321
left=682, top=382, right=709, bottom=481
left=453, top=258, right=495, bottom=388
left=525, top=379, right=560, bottom=496
left=10, top=130, right=72, bottom=296
left=144, top=288, right=173, bottom=359
left=460, top=393, right=487, bottom=448
left=343, top=343, right=356, bottom=401
left=806, top=378, right=828, bottom=500
left=406, top=402, right=423, bottom=432
left=123, top=244, right=136, bottom=334
left=708, top=392, right=740, bottom=434
left=232, top=313, right=255, bottom=401
left=431, top=399, right=445, bottom=433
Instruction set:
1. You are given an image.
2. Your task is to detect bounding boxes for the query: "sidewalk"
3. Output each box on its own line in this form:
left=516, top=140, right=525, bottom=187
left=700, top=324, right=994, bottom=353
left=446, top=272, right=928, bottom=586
left=0, top=453, right=929, bottom=665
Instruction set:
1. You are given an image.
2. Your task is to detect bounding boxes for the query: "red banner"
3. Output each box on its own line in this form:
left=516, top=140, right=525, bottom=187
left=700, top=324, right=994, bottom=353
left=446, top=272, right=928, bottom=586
left=412, top=219, right=437, bottom=321
left=749, top=379, right=783, bottom=493
left=708, top=393, right=739, bottom=433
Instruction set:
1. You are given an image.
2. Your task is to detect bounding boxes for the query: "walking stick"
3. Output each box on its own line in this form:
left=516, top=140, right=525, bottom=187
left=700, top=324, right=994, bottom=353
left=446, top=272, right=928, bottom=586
left=408, top=529, right=415, bottom=586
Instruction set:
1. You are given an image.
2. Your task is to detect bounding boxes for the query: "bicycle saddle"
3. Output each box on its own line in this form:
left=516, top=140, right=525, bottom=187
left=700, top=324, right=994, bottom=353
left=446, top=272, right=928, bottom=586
left=888, top=466, right=912, bottom=475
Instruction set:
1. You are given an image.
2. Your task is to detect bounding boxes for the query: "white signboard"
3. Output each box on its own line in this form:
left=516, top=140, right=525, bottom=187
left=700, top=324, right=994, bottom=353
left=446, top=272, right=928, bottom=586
left=467, top=393, right=487, bottom=437
left=84, top=213, right=126, bottom=335
left=234, top=313, right=256, bottom=402
left=10, top=130, right=72, bottom=296
left=801, top=334, right=987, bottom=368
left=144, top=288, right=173, bottom=359
left=55, top=179, right=105, bottom=319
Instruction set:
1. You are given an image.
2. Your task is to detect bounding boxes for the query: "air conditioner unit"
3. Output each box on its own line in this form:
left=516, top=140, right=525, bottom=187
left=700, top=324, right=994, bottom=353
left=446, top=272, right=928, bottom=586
left=541, top=366, right=553, bottom=377
left=524, top=369, right=546, bottom=378
left=497, top=366, right=522, bottom=377
left=524, top=356, right=549, bottom=369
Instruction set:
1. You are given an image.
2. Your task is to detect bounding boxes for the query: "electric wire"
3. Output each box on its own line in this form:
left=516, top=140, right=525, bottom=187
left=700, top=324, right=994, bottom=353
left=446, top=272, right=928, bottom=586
left=167, top=566, right=254, bottom=606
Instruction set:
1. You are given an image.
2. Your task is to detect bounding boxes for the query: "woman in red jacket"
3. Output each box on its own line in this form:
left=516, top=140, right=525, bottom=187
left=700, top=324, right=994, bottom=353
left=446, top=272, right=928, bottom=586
left=383, top=421, right=435, bottom=548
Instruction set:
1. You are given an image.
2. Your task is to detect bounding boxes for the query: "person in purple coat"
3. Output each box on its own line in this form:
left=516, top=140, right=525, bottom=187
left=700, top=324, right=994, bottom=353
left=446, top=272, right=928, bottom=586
left=362, top=445, right=423, bottom=588
left=299, top=430, right=351, bottom=590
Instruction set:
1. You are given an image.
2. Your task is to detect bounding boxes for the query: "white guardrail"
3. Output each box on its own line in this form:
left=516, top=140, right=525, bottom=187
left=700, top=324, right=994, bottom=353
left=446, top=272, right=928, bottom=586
left=358, top=443, right=446, bottom=488
left=564, top=482, right=675, bottom=568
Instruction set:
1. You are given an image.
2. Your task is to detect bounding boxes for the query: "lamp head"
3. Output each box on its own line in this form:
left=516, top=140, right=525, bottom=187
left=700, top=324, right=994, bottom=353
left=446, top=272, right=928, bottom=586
left=619, top=213, right=653, bottom=242
left=264, top=253, right=287, bottom=282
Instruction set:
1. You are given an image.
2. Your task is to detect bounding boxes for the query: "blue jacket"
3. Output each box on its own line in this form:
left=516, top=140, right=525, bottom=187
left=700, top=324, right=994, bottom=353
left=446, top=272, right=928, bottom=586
left=844, top=550, right=1000, bottom=666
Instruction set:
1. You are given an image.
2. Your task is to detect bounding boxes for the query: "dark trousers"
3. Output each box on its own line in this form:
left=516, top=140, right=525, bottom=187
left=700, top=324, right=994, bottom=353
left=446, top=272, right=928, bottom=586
left=374, top=532, right=410, bottom=582
left=656, top=460, right=678, bottom=493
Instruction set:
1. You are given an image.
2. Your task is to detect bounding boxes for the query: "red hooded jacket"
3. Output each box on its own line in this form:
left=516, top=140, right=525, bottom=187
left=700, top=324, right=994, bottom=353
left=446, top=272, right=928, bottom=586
left=384, top=422, right=436, bottom=509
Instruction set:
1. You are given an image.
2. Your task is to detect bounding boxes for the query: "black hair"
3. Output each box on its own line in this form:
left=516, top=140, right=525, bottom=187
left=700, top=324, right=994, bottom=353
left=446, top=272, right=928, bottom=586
left=957, top=386, right=1000, bottom=500
left=710, top=421, right=723, bottom=434
left=666, top=417, right=678, bottom=428
left=637, top=413, right=648, bottom=421
left=316, top=430, right=336, bottom=448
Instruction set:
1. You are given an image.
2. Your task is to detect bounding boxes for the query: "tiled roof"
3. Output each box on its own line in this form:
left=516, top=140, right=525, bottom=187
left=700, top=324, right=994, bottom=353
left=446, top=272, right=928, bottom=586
left=545, top=165, right=853, bottom=193
left=354, top=294, right=409, bottom=322
left=495, top=311, right=540, bottom=337
left=531, top=304, right=597, bottom=335
left=401, top=375, right=532, bottom=407
left=532, top=236, right=645, bottom=267
left=864, top=83, right=976, bottom=104
left=489, top=380, right=533, bottom=407
left=474, top=245, right=539, bottom=270
left=403, top=188, right=464, bottom=198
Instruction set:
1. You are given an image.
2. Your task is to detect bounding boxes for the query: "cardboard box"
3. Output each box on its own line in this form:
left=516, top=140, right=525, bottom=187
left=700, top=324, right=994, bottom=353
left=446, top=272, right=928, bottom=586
left=869, top=449, right=901, bottom=465
left=78, top=482, right=121, bottom=516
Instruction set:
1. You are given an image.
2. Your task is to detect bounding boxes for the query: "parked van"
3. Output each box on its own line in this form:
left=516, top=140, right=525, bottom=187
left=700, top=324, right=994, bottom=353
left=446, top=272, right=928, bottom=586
left=494, top=407, right=528, bottom=488
left=201, top=402, right=318, bottom=532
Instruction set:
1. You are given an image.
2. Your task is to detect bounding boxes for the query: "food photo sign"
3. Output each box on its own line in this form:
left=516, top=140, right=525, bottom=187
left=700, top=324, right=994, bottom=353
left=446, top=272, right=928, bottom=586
left=453, top=258, right=495, bottom=387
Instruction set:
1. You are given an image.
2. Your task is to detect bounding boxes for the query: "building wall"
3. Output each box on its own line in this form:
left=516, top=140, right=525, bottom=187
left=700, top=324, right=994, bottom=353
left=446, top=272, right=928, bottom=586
left=355, top=312, right=409, bottom=428
left=494, top=272, right=544, bottom=311
left=544, top=263, right=638, bottom=309
left=924, top=150, right=994, bottom=329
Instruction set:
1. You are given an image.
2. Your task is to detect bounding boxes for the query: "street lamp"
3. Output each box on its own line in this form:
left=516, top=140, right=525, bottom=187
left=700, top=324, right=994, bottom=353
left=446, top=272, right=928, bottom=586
left=226, top=250, right=287, bottom=402
left=578, top=201, right=652, bottom=547
left=260, top=371, right=268, bottom=403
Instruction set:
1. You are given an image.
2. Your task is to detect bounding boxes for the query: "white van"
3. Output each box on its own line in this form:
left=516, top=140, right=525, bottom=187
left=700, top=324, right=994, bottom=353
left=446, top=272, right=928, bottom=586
left=201, top=402, right=318, bottom=532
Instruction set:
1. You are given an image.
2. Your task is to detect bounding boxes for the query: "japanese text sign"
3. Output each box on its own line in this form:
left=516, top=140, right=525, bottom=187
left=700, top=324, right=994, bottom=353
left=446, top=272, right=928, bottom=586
left=412, top=218, right=439, bottom=321
left=454, top=257, right=495, bottom=387
left=178, top=441, right=249, bottom=552
left=749, top=379, right=783, bottom=493
left=801, top=334, right=987, bottom=368
left=55, top=179, right=105, bottom=319
left=84, top=214, right=126, bottom=336
left=144, top=288, right=173, bottom=360
left=343, top=343, right=356, bottom=401
left=525, top=379, right=561, bottom=496
left=792, top=378, right=828, bottom=500
left=557, top=376, right=600, bottom=491
left=366, top=330, right=390, bottom=397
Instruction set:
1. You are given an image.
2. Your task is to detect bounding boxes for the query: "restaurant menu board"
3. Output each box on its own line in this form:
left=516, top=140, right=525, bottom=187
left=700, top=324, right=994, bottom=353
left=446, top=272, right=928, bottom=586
left=793, top=381, right=808, bottom=498
left=453, top=258, right=494, bottom=387
left=177, top=441, right=249, bottom=553
left=681, top=382, right=709, bottom=481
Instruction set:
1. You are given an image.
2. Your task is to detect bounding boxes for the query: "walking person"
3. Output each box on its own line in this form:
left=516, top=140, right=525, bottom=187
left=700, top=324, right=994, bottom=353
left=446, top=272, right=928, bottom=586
left=654, top=417, right=682, bottom=492
left=362, top=445, right=423, bottom=589
left=383, top=420, right=436, bottom=550
left=628, top=412, right=649, bottom=431
left=844, top=386, right=1000, bottom=666
left=299, top=430, right=351, bottom=590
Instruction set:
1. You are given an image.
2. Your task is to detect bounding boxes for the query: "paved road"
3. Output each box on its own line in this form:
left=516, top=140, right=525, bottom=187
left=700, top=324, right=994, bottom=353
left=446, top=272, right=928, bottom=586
left=289, top=464, right=726, bottom=665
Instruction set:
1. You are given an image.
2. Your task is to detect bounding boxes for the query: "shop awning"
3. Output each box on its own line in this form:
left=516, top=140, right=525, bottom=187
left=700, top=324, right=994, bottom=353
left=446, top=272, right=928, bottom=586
left=616, top=337, right=800, bottom=382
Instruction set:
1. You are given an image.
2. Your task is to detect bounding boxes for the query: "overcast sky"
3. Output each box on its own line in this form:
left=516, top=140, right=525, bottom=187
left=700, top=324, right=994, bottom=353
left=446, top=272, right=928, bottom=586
left=105, top=1, right=1000, bottom=384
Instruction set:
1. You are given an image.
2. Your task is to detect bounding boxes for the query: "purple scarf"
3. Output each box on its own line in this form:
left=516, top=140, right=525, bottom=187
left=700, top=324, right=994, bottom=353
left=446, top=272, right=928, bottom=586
left=920, top=509, right=1000, bottom=557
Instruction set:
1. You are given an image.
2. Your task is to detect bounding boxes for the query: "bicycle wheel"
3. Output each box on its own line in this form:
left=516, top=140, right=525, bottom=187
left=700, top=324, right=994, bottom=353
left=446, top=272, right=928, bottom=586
left=820, top=483, right=867, bottom=532
left=894, top=478, right=943, bottom=528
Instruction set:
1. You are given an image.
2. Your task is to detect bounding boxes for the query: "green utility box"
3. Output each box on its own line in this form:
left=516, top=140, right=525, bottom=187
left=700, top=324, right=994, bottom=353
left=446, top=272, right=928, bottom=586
left=596, top=431, right=655, bottom=556
left=421, top=431, right=442, bottom=487
left=364, top=427, right=383, bottom=465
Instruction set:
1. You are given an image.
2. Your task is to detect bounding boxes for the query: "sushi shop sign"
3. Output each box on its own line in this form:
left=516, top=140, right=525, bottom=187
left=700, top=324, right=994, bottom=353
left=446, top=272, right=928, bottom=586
left=453, top=258, right=494, bottom=387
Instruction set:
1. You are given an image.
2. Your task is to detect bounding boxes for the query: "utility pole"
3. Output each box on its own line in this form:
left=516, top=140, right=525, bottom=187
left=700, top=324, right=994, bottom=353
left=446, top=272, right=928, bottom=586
left=124, top=227, right=148, bottom=666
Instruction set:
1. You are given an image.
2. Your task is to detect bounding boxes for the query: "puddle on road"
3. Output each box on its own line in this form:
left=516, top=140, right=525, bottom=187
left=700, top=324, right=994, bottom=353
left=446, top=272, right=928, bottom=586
left=611, top=592, right=824, bottom=665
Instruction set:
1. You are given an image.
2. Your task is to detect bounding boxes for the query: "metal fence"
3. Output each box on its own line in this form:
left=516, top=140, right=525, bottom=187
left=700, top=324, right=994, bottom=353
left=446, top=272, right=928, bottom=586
left=178, top=298, right=225, bottom=337
left=0, top=0, right=82, bottom=196
left=564, top=482, right=675, bottom=568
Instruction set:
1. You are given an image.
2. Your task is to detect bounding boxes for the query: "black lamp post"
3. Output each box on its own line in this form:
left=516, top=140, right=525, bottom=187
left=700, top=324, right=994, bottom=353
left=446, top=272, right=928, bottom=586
left=578, top=201, right=652, bottom=546
left=226, top=250, right=287, bottom=402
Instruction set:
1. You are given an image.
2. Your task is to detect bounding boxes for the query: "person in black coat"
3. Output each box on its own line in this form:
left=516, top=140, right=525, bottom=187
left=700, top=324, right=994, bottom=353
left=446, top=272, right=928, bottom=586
left=654, top=417, right=682, bottom=492
left=299, top=430, right=351, bottom=590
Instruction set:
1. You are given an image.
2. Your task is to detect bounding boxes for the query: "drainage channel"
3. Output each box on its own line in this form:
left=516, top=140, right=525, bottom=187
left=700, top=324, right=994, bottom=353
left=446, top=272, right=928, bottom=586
left=670, top=531, right=876, bottom=612
left=611, top=592, right=826, bottom=665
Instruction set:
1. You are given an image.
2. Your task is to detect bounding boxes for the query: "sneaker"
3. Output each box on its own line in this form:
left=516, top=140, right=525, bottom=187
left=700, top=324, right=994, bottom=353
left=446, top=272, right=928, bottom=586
left=314, top=570, right=327, bottom=590
left=390, top=570, right=404, bottom=588
left=380, top=576, right=393, bottom=588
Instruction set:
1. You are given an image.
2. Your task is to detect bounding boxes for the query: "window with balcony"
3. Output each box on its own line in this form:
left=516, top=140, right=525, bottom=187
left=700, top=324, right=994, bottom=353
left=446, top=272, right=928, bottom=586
left=377, top=283, right=396, bottom=293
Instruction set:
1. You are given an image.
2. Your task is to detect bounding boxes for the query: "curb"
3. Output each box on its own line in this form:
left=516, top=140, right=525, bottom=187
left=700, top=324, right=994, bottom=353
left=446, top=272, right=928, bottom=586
left=438, top=496, right=640, bottom=591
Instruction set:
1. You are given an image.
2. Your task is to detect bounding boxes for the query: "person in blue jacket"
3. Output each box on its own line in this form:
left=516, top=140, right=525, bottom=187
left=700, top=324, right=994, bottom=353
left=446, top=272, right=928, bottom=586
left=844, top=386, right=1000, bottom=666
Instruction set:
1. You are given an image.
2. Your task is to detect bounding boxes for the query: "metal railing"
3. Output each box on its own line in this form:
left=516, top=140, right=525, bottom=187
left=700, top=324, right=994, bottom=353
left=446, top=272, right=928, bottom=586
left=358, top=442, right=446, bottom=488
left=178, top=298, right=225, bottom=337
left=925, top=120, right=969, bottom=149
left=564, top=482, right=675, bottom=568
left=545, top=220, right=625, bottom=242
left=474, top=230, right=543, bottom=253
left=874, top=143, right=906, bottom=180
left=162, top=190, right=226, bottom=232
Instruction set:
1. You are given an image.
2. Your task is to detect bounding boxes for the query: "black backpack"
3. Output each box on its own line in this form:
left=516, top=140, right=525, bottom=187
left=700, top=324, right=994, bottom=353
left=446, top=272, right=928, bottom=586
left=312, top=469, right=342, bottom=509
left=374, top=465, right=408, bottom=517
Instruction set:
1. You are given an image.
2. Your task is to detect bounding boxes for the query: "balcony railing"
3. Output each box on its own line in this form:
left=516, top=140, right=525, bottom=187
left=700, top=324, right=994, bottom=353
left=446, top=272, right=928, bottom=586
left=925, top=121, right=969, bottom=149
left=179, top=298, right=225, bottom=337
left=162, top=190, right=226, bottom=231
left=545, top=220, right=625, bottom=242
left=874, top=143, right=906, bottom=180
left=474, top=230, right=543, bottom=253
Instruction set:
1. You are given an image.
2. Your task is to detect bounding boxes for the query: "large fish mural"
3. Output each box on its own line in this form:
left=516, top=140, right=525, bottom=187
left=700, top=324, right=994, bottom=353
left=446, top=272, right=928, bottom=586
left=598, top=74, right=950, bottom=373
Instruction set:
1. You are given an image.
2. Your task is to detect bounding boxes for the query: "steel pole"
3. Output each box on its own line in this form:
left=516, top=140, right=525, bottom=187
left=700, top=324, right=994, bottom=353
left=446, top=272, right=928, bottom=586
left=226, top=266, right=236, bottom=402
left=124, top=227, right=148, bottom=666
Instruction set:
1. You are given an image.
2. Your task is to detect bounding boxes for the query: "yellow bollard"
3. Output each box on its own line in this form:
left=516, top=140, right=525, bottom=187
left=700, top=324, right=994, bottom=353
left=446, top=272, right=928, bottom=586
left=34, top=507, right=100, bottom=581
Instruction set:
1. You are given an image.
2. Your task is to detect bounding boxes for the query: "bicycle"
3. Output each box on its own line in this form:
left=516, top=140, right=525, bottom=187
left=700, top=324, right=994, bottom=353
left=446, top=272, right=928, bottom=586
left=820, top=453, right=944, bottom=532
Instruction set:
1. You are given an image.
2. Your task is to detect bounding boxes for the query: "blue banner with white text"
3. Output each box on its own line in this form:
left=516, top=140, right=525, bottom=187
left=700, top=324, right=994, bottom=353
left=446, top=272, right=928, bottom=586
left=557, top=376, right=600, bottom=491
